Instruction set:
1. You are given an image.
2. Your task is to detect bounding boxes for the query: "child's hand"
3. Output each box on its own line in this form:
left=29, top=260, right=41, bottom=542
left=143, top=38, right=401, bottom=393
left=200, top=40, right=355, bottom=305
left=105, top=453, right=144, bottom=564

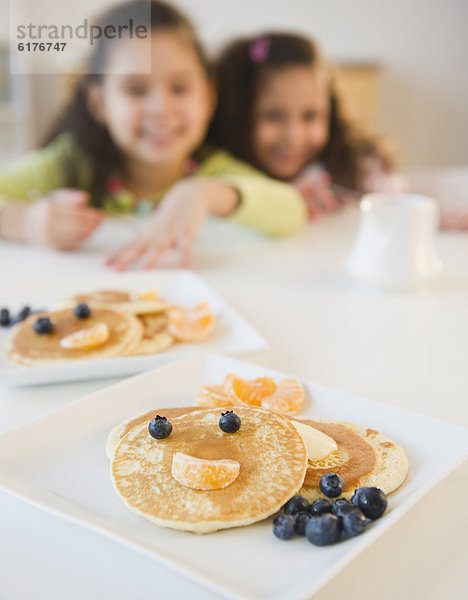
left=25, top=190, right=104, bottom=250
left=106, top=179, right=238, bottom=271
left=292, top=165, right=341, bottom=220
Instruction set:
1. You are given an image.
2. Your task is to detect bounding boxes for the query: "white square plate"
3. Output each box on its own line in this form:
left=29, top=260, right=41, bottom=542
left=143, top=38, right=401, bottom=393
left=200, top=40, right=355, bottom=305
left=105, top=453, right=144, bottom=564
left=0, top=355, right=466, bottom=600
left=0, top=271, right=267, bottom=386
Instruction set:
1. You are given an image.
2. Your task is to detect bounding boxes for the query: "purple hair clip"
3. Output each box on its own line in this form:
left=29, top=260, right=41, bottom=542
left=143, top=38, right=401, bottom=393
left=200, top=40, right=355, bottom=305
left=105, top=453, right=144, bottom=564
left=249, top=36, right=270, bottom=65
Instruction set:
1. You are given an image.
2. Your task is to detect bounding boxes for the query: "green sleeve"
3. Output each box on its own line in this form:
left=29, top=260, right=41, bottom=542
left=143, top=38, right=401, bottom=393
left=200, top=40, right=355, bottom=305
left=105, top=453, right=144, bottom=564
left=196, top=149, right=306, bottom=236
left=0, top=134, right=90, bottom=207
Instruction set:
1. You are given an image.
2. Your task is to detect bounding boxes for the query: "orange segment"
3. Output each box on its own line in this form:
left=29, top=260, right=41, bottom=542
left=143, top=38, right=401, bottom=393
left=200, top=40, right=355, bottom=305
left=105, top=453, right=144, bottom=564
left=59, top=322, right=110, bottom=350
left=223, top=374, right=277, bottom=407
left=171, top=452, right=240, bottom=490
left=167, top=302, right=215, bottom=342
left=134, top=289, right=159, bottom=301
left=261, top=378, right=305, bottom=416
left=196, top=384, right=232, bottom=408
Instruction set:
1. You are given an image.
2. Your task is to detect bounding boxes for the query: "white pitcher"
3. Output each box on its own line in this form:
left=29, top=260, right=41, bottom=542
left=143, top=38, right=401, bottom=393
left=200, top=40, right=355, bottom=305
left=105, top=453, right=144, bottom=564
left=347, top=193, right=443, bottom=290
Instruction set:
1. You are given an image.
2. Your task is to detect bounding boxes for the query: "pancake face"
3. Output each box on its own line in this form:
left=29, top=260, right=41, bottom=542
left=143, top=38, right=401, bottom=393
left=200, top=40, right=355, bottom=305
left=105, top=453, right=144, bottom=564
left=106, top=406, right=200, bottom=458
left=68, top=290, right=168, bottom=315
left=298, top=419, right=409, bottom=501
left=5, top=307, right=142, bottom=366
left=111, top=407, right=308, bottom=533
left=71, top=290, right=132, bottom=305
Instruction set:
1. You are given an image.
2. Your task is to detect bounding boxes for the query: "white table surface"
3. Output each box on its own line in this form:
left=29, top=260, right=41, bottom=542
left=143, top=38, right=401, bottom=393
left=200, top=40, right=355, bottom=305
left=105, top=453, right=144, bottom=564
left=1, top=206, right=467, bottom=600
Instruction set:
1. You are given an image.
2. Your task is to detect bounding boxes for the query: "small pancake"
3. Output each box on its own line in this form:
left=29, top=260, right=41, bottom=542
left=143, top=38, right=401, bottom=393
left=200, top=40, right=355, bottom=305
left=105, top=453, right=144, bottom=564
left=66, top=290, right=169, bottom=315
left=5, top=307, right=143, bottom=366
left=106, top=406, right=199, bottom=458
left=129, top=331, right=174, bottom=356
left=71, top=290, right=132, bottom=305
left=129, top=313, right=175, bottom=356
left=111, top=406, right=308, bottom=534
left=297, top=419, right=409, bottom=501
left=138, top=313, right=169, bottom=335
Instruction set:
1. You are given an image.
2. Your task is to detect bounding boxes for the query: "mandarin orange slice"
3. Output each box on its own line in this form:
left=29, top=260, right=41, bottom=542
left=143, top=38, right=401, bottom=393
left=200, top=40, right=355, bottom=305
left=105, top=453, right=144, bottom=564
left=223, top=374, right=277, bottom=407
left=171, top=452, right=240, bottom=490
left=59, top=322, right=110, bottom=350
left=134, top=289, right=159, bottom=301
left=195, top=384, right=232, bottom=408
left=261, top=378, right=305, bottom=416
left=167, top=302, right=215, bottom=342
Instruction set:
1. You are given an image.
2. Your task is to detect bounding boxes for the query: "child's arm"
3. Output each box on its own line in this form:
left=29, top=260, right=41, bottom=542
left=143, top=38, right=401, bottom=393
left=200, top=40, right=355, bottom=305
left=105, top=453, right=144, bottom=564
left=0, top=190, right=104, bottom=250
left=196, top=150, right=307, bottom=236
left=106, top=178, right=238, bottom=270
left=106, top=149, right=307, bottom=270
left=0, top=135, right=104, bottom=248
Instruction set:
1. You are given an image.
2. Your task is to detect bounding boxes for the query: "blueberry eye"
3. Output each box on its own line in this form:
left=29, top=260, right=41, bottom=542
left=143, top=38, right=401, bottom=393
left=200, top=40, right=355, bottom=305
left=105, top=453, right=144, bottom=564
left=33, top=317, right=54, bottom=335
left=148, top=415, right=172, bottom=439
left=74, top=303, right=91, bottom=319
left=218, top=411, right=241, bottom=433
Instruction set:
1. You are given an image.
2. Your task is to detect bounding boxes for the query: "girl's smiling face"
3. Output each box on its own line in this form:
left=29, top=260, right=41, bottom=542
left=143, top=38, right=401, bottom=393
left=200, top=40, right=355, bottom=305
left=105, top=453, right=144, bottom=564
left=252, top=66, right=330, bottom=180
left=89, top=30, right=214, bottom=171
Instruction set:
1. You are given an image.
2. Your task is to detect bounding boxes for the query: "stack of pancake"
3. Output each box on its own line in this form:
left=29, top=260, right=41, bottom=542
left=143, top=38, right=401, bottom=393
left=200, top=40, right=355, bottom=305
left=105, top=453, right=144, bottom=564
left=108, top=403, right=409, bottom=534
left=4, top=289, right=215, bottom=366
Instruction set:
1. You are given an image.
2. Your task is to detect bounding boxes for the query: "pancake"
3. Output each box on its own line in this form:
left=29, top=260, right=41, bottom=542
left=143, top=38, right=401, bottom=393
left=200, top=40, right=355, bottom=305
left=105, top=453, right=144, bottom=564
left=297, top=418, right=409, bottom=501
left=111, top=406, right=308, bottom=534
left=116, top=299, right=170, bottom=315
left=138, top=313, right=169, bottom=335
left=66, top=290, right=169, bottom=315
left=5, top=306, right=143, bottom=366
left=129, top=330, right=174, bottom=356
left=71, top=290, right=132, bottom=305
left=106, top=406, right=199, bottom=458
left=129, top=313, right=175, bottom=356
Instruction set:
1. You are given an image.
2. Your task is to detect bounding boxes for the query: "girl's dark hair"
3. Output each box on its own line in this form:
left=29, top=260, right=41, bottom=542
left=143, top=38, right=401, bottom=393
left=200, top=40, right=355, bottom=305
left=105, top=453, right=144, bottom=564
left=208, top=33, right=394, bottom=191
left=45, top=0, right=210, bottom=206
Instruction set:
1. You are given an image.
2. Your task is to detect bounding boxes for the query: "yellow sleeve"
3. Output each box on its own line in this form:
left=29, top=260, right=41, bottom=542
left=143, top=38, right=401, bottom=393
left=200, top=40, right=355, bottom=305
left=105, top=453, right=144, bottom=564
left=197, top=149, right=306, bottom=236
left=0, top=134, right=90, bottom=207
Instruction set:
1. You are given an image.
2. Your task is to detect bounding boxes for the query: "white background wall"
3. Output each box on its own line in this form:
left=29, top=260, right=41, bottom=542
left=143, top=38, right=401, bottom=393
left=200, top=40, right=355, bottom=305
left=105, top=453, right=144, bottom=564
left=1, top=0, right=467, bottom=166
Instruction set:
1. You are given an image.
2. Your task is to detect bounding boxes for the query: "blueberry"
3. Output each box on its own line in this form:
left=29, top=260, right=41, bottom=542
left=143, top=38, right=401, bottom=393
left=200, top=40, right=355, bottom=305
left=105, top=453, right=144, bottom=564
left=218, top=410, right=241, bottom=433
left=33, top=317, right=54, bottom=335
left=309, top=498, right=332, bottom=516
left=273, top=514, right=295, bottom=540
left=350, top=487, right=365, bottom=506
left=283, top=495, right=309, bottom=515
left=351, top=487, right=387, bottom=519
left=332, top=498, right=354, bottom=518
left=305, top=513, right=342, bottom=546
left=17, top=306, right=31, bottom=322
left=293, top=511, right=311, bottom=535
left=341, top=508, right=367, bottom=537
left=0, top=308, right=10, bottom=327
left=319, top=473, right=344, bottom=498
left=148, top=415, right=172, bottom=439
left=74, top=303, right=91, bottom=319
